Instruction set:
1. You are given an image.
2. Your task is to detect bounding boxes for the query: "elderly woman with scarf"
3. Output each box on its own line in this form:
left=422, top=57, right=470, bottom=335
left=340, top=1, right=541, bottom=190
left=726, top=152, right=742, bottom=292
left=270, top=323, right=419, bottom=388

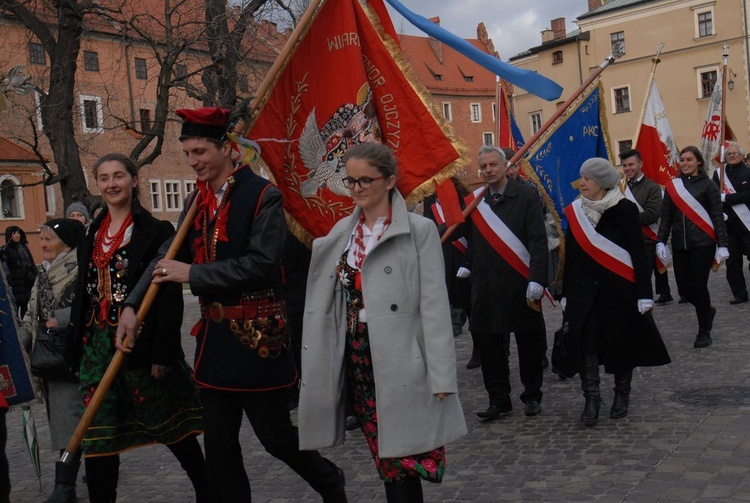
left=561, top=158, right=670, bottom=427
left=22, top=219, right=85, bottom=503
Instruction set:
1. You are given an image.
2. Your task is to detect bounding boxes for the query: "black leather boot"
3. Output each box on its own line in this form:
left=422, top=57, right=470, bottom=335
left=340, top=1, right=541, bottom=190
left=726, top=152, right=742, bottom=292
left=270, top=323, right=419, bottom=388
left=580, top=354, right=601, bottom=427
left=610, top=369, right=633, bottom=419
left=167, top=435, right=210, bottom=503
left=44, top=449, right=81, bottom=503
left=384, top=476, right=423, bottom=503
left=85, top=454, right=119, bottom=503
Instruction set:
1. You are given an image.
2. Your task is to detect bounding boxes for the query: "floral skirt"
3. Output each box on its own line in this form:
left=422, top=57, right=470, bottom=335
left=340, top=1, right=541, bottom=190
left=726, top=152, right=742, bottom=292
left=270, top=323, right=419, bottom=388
left=346, top=321, right=445, bottom=483
left=79, top=323, right=203, bottom=456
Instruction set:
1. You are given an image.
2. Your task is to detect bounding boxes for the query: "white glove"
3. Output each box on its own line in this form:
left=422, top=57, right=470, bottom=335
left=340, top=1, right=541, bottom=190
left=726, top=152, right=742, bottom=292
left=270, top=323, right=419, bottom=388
left=456, top=267, right=471, bottom=279
left=716, top=246, right=730, bottom=264
left=637, top=299, right=653, bottom=315
left=560, top=297, right=567, bottom=312
left=723, top=212, right=729, bottom=221
left=526, top=281, right=544, bottom=302
left=721, top=193, right=726, bottom=202
left=656, top=243, right=672, bottom=264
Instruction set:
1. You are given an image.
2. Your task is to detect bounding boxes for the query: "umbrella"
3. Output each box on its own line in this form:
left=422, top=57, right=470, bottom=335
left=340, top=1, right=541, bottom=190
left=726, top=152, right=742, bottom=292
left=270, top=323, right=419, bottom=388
left=22, top=406, right=41, bottom=491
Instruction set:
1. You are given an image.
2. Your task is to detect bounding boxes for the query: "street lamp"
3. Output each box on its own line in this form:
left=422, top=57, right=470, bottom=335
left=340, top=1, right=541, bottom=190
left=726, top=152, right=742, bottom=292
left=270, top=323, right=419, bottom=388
left=728, top=69, right=737, bottom=91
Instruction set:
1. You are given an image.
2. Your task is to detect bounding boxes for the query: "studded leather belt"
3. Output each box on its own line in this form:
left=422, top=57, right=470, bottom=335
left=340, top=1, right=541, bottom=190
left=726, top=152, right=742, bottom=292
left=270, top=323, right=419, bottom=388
left=200, top=300, right=285, bottom=323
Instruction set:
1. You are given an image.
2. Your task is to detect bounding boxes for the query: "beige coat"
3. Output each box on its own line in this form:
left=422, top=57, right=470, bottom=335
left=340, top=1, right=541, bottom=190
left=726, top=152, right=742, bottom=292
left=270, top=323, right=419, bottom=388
left=298, top=191, right=467, bottom=458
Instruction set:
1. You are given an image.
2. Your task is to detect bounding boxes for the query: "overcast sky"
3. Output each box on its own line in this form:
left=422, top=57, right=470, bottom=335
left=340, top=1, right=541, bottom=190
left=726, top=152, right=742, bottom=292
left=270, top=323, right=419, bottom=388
left=385, top=1, right=589, bottom=60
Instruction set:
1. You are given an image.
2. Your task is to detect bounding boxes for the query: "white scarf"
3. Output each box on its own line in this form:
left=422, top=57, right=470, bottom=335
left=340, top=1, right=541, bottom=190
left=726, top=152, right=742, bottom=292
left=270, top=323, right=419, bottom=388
left=580, top=188, right=624, bottom=226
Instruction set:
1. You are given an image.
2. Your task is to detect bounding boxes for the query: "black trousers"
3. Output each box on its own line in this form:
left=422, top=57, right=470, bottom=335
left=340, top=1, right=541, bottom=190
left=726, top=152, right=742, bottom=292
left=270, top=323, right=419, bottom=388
left=673, top=246, right=715, bottom=330
left=725, top=227, right=750, bottom=299
left=200, top=387, right=341, bottom=502
left=475, top=329, right=545, bottom=406
left=0, top=411, right=8, bottom=503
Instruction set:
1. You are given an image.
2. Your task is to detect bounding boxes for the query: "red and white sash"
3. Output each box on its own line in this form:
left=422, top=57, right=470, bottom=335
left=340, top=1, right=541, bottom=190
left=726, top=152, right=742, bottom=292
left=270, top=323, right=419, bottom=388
left=623, top=185, right=659, bottom=241
left=564, top=199, right=636, bottom=283
left=465, top=187, right=530, bottom=278
left=431, top=202, right=468, bottom=254
left=664, top=178, right=716, bottom=241
left=718, top=166, right=750, bottom=232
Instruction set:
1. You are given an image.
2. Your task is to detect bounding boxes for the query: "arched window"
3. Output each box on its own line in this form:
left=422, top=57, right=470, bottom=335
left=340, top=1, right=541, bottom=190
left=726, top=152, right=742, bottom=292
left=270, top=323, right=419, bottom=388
left=0, top=176, right=22, bottom=219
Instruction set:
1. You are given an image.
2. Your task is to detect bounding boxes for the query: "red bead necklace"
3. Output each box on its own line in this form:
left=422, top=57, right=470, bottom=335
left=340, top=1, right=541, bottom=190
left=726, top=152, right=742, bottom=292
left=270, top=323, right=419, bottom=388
left=93, top=212, right=133, bottom=269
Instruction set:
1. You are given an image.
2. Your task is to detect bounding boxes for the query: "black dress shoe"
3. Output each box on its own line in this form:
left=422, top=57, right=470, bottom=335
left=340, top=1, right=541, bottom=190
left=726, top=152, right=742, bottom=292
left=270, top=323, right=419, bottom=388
left=476, top=404, right=512, bottom=420
left=694, top=330, right=712, bottom=348
left=654, top=294, right=673, bottom=305
left=730, top=296, right=749, bottom=305
left=524, top=401, right=542, bottom=416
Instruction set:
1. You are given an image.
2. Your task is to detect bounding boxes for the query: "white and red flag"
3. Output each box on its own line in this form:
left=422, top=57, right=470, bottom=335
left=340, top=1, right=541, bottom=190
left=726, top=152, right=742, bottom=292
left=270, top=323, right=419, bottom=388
left=636, top=80, right=679, bottom=185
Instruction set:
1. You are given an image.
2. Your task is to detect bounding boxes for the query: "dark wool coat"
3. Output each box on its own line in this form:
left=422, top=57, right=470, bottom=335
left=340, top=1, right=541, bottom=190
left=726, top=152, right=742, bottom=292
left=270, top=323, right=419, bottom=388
left=466, top=179, right=548, bottom=334
left=69, top=200, right=185, bottom=372
left=713, top=161, right=750, bottom=236
left=0, top=229, right=36, bottom=306
left=562, top=198, right=671, bottom=375
left=127, top=166, right=296, bottom=391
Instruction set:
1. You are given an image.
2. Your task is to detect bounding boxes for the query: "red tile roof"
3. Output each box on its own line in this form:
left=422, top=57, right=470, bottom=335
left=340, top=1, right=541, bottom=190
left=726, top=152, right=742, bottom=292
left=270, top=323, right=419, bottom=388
left=0, top=137, right=42, bottom=163
left=399, top=34, right=496, bottom=96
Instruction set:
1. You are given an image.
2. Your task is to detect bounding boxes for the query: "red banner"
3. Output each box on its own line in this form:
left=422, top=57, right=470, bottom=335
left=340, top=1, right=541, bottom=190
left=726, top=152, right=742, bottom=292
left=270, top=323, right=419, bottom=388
left=248, top=0, right=460, bottom=238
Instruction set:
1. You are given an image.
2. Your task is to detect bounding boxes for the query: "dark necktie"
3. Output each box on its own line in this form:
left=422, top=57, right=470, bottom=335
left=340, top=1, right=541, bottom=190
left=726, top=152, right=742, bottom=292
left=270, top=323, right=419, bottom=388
left=491, top=193, right=502, bottom=205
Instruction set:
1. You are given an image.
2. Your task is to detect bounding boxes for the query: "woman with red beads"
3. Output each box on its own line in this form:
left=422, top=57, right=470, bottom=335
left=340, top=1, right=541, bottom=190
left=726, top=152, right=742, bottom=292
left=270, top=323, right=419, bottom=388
left=68, top=153, right=208, bottom=503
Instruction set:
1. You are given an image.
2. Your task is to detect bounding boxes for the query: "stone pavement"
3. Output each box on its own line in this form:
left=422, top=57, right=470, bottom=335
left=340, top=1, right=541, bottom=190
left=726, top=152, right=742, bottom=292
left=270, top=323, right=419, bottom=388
left=7, top=270, right=750, bottom=502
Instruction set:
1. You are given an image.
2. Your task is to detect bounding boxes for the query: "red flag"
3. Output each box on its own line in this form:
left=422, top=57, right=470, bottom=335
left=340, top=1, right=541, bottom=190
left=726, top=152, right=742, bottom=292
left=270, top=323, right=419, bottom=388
left=435, top=179, right=465, bottom=227
left=247, top=0, right=461, bottom=238
left=366, top=0, right=399, bottom=46
left=636, top=80, right=679, bottom=185
left=498, top=80, right=513, bottom=149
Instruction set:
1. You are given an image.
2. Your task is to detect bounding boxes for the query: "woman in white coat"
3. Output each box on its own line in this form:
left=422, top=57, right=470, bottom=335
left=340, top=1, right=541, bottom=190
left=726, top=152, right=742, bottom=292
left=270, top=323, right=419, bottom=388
left=299, top=143, right=467, bottom=502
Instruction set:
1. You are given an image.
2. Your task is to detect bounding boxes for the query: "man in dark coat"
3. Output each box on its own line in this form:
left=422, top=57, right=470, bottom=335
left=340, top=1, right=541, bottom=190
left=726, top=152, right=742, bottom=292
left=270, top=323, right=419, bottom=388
left=620, top=149, right=673, bottom=304
left=713, top=141, right=750, bottom=304
left=117, top=107, right=346, bottom=503
left=465, top=146, right=548, bottom=419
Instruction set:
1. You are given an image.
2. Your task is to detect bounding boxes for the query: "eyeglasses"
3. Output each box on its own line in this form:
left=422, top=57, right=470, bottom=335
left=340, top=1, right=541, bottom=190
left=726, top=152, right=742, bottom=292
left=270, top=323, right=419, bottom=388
left=726, top=152, right=743, bottom=157
left=342, top=175, right=386, bottom=189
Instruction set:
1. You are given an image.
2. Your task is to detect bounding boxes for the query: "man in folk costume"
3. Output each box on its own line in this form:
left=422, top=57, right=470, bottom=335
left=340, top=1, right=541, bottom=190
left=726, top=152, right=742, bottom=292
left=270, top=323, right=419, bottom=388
left=620, top=149, right=674, bottom=305
left=117, top=107, right=347, bottom=502
left=463, top=146, right=548, bottom=419
left=713, top=141, right=750, bottom=305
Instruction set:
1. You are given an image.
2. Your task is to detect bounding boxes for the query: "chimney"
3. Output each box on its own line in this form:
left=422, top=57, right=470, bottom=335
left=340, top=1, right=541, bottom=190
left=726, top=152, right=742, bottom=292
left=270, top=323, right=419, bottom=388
left=428, top=17, right=443, bottom=63
left=588, top=0, right=603, bottom=11
left=551, top=18, right=566, bottom=40
left=541, top=29, right=554, bottom=44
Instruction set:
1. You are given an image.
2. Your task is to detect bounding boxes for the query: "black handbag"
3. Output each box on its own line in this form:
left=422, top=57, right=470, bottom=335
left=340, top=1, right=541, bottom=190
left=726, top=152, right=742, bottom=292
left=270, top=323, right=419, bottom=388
left=30, top=324, right=74, bottom=380
left=551, top=321, right=578, bottom=379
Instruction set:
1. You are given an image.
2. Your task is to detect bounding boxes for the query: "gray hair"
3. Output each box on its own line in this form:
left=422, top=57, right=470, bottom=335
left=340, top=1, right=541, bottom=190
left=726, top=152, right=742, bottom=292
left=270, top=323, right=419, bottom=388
left=727, top=141, right=745, bottom=155
left=477, top=145, right=506, bottom=163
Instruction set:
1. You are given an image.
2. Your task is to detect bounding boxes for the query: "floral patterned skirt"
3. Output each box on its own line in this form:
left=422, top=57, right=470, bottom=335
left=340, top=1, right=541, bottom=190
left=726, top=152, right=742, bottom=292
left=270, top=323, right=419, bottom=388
left=346, top=320, right=446, bottom=483
left=79, top=323, right=203, bottom=457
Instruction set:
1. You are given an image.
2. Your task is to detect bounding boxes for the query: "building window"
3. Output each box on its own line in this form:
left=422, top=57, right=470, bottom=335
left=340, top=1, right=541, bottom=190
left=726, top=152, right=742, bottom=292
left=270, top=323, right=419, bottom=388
left=699, top=69, right=718, bottom=98
left=470, top=103, right=482, bottom=123
left=530, top=111, right=542, bottom=134
left=164, top=181, right=182, bottom=211
left=135, top=57, right=148, bottom=80
left=0, top=177, right=22, bottom=219
left=149, top=180, right=163, bottom=212
left=44, top=184, right=56, bottom=215
left=34, top=91, right=44, bottom=131
left=617, top=140, right=633, bottom=161
left=184, top=180, right=197, bottom=196
left=613, top=86, right=630, bottom=113
left=442, top=102, right=452, bottom=122
left=83, top=50, right=99, bottom=72
left=552, top=50, right=563, bottom=64
left=28, top=42, right=45, bottom=65
left=694, top=7, right=715, bottom=38
left=175, top=64, right=187, bottom=80
left=79, top=95, right=103, bottom=133
left=610, top=31, right=625, bottom=53
left=483, top=133, right=494, bottom=146
left=492, top=102, right=497, bottom=122
left=139, top=109, right=151, bottom=133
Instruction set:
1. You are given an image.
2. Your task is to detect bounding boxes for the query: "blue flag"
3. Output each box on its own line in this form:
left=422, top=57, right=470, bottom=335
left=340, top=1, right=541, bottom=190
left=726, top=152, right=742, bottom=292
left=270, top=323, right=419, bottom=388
left=384, top=0, right=563, bottom=101
left=520, top=83, right=611, bottom=229
left=0, top=264, right=36, bottom=407
left=510, top=114, right=525, bottom=152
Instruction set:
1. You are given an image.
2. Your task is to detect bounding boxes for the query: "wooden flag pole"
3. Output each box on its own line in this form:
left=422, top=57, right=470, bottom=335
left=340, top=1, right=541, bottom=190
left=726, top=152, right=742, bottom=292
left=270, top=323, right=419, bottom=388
left=60, top=0, right=327, bottom=464
left=720, top=43, right=730, bottom=192
left=441, top=47, right=625, bottom=245
left=632, top=43, right=664, bottom=149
